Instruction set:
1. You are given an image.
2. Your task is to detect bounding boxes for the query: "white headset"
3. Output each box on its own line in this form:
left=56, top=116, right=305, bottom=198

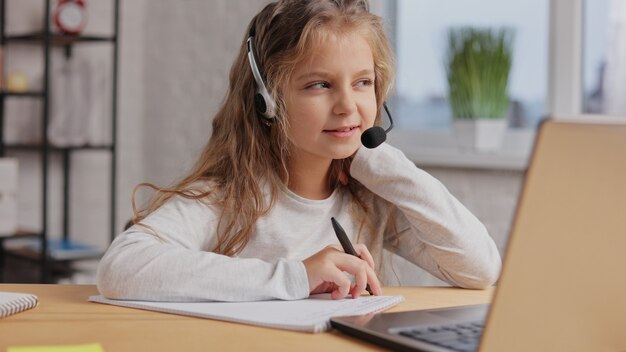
left=246, top=26, right=277, bottom=121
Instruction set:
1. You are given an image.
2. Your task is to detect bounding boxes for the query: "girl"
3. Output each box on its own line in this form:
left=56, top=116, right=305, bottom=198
left=97, top=0, right=501, bottom=302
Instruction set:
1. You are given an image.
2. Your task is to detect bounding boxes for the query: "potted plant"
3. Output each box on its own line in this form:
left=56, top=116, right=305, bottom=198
left=446, top=27, right=514, bottom=151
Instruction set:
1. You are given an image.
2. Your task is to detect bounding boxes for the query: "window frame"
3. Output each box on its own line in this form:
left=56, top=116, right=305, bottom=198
left=373, top=0, right=584, bottom=170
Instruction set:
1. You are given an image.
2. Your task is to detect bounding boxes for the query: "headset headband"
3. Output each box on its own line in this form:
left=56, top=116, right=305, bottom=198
left=246, top=24, right=277, bottom=120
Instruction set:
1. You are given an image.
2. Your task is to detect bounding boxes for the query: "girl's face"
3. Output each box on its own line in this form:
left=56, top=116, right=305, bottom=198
left=284, top=31, right=377, bottom=165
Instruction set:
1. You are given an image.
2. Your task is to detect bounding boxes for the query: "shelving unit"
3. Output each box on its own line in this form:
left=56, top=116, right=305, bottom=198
left=0, top=0, right=119, bottom=282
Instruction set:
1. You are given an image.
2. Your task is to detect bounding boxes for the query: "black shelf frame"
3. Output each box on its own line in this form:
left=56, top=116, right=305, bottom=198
left=4, top=33, right=116, bottom=44
left=0, top=91, right=45, bottom=97
left=0, top=0, right=119, bottom=283
left=3, top=144, right=114, bottom=151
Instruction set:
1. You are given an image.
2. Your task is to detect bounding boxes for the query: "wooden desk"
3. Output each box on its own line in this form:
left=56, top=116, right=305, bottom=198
left=0, top=284, right=493, bottom=351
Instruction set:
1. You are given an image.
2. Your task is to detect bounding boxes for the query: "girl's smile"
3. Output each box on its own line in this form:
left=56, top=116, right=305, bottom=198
left=323, top=125, right=361, bottom=138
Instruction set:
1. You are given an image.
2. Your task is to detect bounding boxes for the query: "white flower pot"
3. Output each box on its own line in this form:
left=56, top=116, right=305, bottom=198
left=453, top=119, right=507, bottom=151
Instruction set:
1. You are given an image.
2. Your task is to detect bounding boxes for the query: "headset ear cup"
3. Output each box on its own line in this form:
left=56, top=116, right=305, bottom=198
left=255, top=93, right=268, bottom=115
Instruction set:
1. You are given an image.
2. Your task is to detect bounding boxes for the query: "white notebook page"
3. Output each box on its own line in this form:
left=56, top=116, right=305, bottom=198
left=89, top=294, right=404, bottom=333
left=0, top=292, right=38, bottom=318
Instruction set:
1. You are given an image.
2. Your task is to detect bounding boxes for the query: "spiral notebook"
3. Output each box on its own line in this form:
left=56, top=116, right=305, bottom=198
left=0, top=292, right=38, bottom=318
left=89, top=294, right=404, bottom=333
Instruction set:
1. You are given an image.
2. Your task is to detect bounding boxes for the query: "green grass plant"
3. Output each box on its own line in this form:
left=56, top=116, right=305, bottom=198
left=447, top=27, right=514, bottom=119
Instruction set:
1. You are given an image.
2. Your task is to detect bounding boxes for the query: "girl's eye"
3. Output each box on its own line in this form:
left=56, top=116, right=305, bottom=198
left=307, top=81, right=330, bottom=90
left=356, top=79, right=374, bottom=87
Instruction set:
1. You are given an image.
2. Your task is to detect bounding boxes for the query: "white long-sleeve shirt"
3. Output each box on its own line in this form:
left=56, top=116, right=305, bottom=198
left=97, top=143, right=501, bottom=302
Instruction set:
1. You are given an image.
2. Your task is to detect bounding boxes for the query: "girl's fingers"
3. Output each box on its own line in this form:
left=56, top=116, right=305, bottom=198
left=329, top=243, right=376, bottom=271
left=350, top=264, right=368, bottom=298
left=327, top=244, right=343, bottom=252
left=334, top=254, right=382, bottom=297
left=365, top=264, right=383, bottom=296
left=303, top=245, right=382, bottom=299
left=327, top=267, right=352, bottom=300
left=353, top=243, right=376, bottom=270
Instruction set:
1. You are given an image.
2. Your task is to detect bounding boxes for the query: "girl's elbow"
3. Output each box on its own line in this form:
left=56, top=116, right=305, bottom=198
left=468, top=257, right=502, bottom=289
left=95, top=259, right=119, bottom=298
left=451, top=255, right=502, bottom=290
left=95, top=255, right=134, bottom=299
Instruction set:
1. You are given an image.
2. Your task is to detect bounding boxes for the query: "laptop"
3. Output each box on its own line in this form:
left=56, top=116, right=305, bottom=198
left=331, top=118, right=626, bottom=352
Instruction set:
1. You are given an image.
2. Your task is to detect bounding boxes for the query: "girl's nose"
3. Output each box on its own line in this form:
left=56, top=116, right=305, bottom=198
left=332, top=86, right=357, bottom=117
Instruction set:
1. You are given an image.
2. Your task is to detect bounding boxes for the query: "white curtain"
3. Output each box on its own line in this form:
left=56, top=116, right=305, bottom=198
left=603, top=0, right=626, bottom=115
left=48, top=55, right=109, bottom=147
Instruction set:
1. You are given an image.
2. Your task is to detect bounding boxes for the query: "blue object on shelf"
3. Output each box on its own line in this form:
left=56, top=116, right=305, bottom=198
left=25, top=238, right=103, bottom=260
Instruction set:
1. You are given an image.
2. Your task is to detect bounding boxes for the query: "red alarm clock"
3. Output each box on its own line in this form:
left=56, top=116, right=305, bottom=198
left=53, top=0, right=87, bottom=35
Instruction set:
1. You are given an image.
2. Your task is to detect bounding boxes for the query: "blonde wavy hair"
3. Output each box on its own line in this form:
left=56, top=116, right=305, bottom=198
left=131, top=0, right=396, bottom=257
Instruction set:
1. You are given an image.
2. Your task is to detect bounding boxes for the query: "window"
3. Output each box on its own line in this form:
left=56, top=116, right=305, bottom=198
left=374, top=0, right=618, bottom=169
left=584, top=0, right=626, bottom=116
left=392, top=0, right=549, bottom=130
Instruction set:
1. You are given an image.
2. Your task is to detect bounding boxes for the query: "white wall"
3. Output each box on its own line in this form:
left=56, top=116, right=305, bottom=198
left=141, top=0, right=267, bottom=187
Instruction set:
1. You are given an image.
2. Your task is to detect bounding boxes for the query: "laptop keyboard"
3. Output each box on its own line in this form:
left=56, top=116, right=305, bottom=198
left=397, top=320, right=484, bottom=352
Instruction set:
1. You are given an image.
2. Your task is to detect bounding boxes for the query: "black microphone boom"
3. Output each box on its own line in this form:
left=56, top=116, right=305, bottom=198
left=361, top=102, right=394, bottom=149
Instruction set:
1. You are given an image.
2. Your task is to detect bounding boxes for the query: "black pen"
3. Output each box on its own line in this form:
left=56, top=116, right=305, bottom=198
left=331, top=217, right=374, bottom=296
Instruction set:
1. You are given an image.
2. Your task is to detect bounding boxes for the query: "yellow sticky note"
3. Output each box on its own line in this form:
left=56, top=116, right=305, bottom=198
left=7, top=343, right=104, bottom=352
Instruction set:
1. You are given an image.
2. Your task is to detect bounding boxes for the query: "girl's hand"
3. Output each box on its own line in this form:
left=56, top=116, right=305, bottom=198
left=302, top=244, right=382, bottom=299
